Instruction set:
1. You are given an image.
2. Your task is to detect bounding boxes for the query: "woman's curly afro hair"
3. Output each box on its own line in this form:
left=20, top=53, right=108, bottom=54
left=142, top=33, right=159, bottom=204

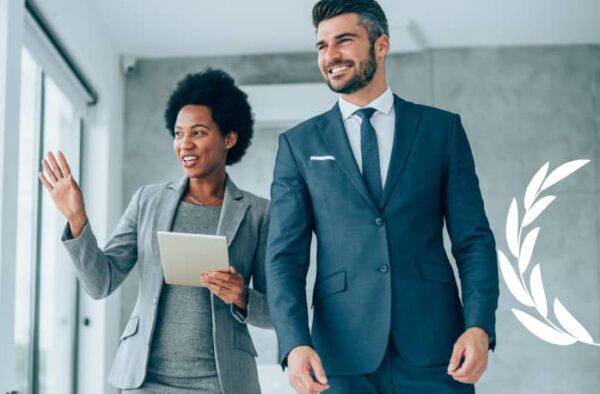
left=164, top=68, right=254, bottom=165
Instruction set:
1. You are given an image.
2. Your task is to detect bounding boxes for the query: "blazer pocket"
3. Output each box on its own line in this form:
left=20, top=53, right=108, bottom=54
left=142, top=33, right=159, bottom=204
left=418, top=260, right=456, bottom=287
left=119, top=316, right=139, bottom=340
left=234, top=330, right=258, bottom=357
left=312, top=270, right=347, bottom=306
left=308, top=158, right=337, bottom=169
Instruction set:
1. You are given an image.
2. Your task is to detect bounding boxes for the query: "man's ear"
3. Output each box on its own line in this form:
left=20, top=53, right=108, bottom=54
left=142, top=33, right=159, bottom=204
left=376, top=34, right=390, bottom=58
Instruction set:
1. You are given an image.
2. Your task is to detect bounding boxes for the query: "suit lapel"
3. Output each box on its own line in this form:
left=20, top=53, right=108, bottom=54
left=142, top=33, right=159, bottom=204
left=157, top=176, right=188, bottom=232
left=319, top=103, right=378, bottom=211
left=216, top=176, right=249, bottom=247
left=380, top=95, right=422, bottom=210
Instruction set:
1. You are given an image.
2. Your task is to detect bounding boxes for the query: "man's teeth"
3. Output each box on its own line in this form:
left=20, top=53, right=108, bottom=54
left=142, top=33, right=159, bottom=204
left=330, top=65, right=350, bottom=75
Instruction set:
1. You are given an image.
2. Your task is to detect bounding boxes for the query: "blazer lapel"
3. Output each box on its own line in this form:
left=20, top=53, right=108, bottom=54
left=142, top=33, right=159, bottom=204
left=150, top=176, right=187, bottom=289
left=319, top=103, right=378, bottom=211
left=156, top=176, right=189, bottom=232
left=216, top=176, right=249, bottom=247
left=380, top=95, right=422, bottom=210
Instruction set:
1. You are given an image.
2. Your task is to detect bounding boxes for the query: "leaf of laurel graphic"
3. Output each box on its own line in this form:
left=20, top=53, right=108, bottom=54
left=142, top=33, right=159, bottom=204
left=518, top=227, right=540, bottom=274
left=512, top=309, right=577, bottom=345
left=521, top=195, right=556, bottom=227
left=504, top=160, right=598, bottom=346
left=529, top=264, right=548, bottom=318
left=524, top=162, right=549, bottom=211
left=499, top=250, right=534, bottom=306
left=540, top=160, right=590, bottom=192
left=553, top=298, right=594, bottom=344
left=506, top=198, right=520, bottom=258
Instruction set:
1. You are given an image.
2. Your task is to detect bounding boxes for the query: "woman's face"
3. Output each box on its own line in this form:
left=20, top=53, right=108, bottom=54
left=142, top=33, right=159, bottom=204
left=172, top=104, right=237, bottom=179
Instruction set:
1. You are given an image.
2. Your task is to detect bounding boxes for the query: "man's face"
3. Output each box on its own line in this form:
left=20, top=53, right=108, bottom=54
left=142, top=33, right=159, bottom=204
left=316, top=13, right=377, bottom=94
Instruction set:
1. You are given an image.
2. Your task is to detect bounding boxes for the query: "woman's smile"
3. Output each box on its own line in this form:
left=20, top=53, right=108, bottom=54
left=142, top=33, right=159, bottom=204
left=181, top=154, right=199, bottom=167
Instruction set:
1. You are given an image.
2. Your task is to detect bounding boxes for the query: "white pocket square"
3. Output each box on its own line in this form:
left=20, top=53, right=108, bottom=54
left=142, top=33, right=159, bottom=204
left=310, top=155, right=336, bottom=161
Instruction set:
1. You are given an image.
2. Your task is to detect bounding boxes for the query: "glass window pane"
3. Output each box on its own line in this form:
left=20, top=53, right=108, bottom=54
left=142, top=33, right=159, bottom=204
left=37, top=74, right=81, bottom=394
left=14, top=47, right=39, bottom=394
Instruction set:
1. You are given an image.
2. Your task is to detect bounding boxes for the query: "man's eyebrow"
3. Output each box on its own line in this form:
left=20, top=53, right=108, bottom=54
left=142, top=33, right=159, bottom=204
left=335, top=32, right=359, bottom=40
left=316, top=32, right=359, bottom=48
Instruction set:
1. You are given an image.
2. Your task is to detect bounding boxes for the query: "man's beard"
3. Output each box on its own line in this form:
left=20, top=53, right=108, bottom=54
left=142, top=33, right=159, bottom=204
left=326, top=44, right=377, bottom=94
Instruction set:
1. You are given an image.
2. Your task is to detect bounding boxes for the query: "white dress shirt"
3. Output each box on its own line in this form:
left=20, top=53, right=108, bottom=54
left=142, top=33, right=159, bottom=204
left=338, top=87, right=395, bottom=187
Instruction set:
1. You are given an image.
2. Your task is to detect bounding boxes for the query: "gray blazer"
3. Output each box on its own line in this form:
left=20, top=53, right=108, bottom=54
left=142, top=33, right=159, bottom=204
left=62, top=176, right=272, bottom=393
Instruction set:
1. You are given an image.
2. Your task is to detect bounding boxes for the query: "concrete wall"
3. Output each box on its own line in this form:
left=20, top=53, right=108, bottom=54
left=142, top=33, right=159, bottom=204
left=121, top=45, right=600, bottom=392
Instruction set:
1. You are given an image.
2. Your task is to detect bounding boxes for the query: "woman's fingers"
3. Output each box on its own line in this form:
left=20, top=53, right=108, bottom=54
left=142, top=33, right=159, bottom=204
left=41, top=159, right=58, bottom=183
left=206, top=283, right=232, bottom=299
left=38, top=172, right=54, bottom=192
left=56, top=150, right=72, bottom=177
left=203, top=276, right=235, bottom=290
left=208, top=270, right=244, bottom=283
left=203, top=279, right=243, bottom=304
left=47, top=152, right=64, bottom=179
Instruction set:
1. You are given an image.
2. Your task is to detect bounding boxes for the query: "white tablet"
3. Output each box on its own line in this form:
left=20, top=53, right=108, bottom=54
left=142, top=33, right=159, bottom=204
left=157, top=231, right=229, bottom=287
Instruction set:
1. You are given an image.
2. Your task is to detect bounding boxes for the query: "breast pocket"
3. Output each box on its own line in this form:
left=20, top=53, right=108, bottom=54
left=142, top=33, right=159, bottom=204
left=308, top=157, right=337, bottom=170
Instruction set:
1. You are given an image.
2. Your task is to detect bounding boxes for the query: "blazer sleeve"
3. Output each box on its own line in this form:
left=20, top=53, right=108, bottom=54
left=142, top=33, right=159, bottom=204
left=61, top=186, right=143, bottom=300
left=266, top=133, right=314, bottom=366
left=230, top=201, right=273, bottom=329
left=443, top=115, right=499, bottom=349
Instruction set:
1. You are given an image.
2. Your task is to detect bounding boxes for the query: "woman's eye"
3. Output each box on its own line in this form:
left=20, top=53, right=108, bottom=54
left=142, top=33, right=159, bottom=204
left=194, top=130, right=205, bottom=137
left=174, top=131, right=183, bottom=138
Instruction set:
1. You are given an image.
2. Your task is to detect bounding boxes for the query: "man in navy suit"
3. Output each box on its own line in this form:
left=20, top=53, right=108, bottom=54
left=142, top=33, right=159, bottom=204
left=266, top=0, right=498, bottom=392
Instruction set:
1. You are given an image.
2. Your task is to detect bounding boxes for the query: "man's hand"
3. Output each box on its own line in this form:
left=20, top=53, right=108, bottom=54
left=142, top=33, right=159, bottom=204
left=447, top=327, right=489, bottom=384
left=287, top=345, right=329, bottom=393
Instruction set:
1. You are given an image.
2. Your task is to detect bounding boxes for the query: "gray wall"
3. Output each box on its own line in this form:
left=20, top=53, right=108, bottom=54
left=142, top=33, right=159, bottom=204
left=120, top=45, right=600, bottom=392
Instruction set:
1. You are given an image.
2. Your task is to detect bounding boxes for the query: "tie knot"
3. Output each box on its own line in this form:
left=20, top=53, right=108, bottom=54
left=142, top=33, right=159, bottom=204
left=354, top=107, right=376, bottom=121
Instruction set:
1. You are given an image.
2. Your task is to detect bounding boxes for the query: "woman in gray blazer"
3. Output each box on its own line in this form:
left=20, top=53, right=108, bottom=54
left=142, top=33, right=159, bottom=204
left=38, top=69, right=271, bottom=393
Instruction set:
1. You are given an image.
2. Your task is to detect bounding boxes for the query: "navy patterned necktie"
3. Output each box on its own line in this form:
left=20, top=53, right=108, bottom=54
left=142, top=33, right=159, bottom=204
left=355, top=108, right=382, bottom=205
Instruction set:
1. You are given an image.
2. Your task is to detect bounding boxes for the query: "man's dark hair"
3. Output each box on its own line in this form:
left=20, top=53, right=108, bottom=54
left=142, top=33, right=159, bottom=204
left=312, top=0, right=389, bottom=44
left=164, top=68, right=253, bottom=165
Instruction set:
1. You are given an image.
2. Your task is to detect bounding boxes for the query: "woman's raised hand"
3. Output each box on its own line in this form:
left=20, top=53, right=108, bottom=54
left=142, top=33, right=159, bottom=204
left=38, top=151, right=88, bottom=237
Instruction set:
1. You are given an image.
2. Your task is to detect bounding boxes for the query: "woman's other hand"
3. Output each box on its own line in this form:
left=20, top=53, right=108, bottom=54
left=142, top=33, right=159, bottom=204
left=201, top=266, right=248, bottom=310
left=38, top=151, right=88, bottom=237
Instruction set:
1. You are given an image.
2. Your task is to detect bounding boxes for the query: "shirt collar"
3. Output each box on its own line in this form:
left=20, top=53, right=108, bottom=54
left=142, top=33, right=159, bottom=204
left=338, top=87, right=394, bottom=120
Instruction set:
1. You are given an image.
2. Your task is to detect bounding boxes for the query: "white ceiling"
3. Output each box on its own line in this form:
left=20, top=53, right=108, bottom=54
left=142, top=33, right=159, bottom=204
left=84, top=0, right=600, bottom=58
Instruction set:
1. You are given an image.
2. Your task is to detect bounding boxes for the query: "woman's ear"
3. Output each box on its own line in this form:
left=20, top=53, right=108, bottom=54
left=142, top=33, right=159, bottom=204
left=225, top=131, right=238, bottom=150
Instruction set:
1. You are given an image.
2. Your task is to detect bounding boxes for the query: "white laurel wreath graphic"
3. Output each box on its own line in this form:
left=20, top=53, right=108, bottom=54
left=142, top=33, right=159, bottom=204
left=498, top=159, right=600, bottom=346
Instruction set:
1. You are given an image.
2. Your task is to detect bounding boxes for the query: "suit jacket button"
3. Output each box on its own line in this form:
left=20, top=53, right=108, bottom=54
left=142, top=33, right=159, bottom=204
left=379, top=264, right=389, bottom=273
left=153, top=296, right=159, bottom=305
left=374, top=217, right=384, bottom=226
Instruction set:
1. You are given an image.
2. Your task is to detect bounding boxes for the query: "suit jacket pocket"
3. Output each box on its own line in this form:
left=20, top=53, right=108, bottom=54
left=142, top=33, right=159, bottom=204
left=119, top=316, right=139, bottom=340
left=312, top=270, right=346, bottom=306
left=234, top=330, right=258, bottom=357
left=308, top=157, right=337, bottom=170
left=418, top=260, right=456, bottom=287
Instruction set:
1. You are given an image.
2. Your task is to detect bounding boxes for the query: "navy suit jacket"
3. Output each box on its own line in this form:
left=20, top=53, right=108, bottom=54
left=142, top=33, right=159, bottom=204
left=266, top=95, right=498, bottom=375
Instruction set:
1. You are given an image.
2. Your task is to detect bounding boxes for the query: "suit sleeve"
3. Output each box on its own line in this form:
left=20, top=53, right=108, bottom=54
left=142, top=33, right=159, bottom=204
left=266, top=133, right=314, bottom=366
left=230, top=201, right=274, bottom=329
left=61, top=186, right=143, bottom=300
left=443, top=115, right=499, bottom=349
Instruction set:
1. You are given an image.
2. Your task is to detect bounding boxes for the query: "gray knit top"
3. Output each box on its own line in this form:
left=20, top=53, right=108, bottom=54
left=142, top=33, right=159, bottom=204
left=143, top=201, right=223, bottom=393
